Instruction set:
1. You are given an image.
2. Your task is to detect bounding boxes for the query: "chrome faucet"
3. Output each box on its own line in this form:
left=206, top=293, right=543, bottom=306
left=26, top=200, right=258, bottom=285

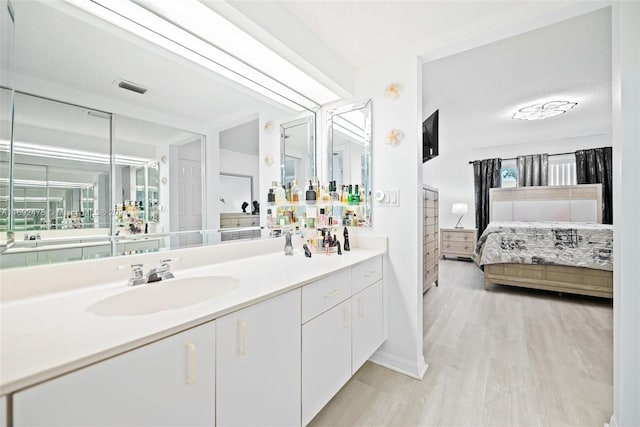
left=126, top=263, right=147, bottom=286
left=119, top=258, right=179, bottom=286
left=147, top=258, right=178, bottom=283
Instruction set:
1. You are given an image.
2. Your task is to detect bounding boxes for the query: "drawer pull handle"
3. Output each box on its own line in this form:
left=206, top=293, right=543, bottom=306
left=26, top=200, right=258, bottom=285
left=358, top=298, right=365, bottom=317
left=237, top=319, right=248, bottom=356
left=344, top=307, right=351, bottom=329
left=364, top=271, right=377, bottom=278
left=185, top=342, right=197, bottom=384
left=464, top=236, right=468, bottom=240
left=324, top=289, right=341, bottom=298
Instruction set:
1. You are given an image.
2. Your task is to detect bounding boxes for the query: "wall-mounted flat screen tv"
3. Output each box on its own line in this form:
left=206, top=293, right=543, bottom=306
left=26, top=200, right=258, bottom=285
left=422, top=109, right=439, bottom=163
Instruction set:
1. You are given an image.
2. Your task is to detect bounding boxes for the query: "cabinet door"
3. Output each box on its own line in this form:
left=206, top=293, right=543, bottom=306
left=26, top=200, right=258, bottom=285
left=216, top=289, right=301, bottom=427
left=302, top=299, right=351, bottom=426
left=352, top=280, right=385, bottom=373
left=13, top=322, right=216, bottom=427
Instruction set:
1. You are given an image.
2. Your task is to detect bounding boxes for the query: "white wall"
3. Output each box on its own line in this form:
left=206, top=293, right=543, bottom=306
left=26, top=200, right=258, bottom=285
left=423, top=133, right=611, bottom=229
left=612, top=2, right=640, bottom=426
left=349, top=53, right=427, bottom=379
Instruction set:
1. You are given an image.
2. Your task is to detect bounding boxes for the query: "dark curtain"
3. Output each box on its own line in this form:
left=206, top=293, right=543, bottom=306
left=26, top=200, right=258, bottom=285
left=575, top=147, right=613, bottom=224
left=473, top=158, right=501, bottom=238
left=517, top=153, right=549, bottom=186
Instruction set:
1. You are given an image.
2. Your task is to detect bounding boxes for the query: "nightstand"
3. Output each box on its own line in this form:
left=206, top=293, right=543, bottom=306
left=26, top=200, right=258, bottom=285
left=440, top=228, right=477, bottom=260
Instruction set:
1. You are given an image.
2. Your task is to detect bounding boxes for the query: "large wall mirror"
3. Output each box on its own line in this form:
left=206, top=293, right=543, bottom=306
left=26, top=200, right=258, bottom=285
left=327, top=99, right=372, bottom=226
left=0, top=0, right=319, bottom=268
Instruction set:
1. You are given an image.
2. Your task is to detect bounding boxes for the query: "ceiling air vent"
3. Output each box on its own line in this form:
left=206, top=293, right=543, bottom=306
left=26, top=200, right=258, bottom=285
left=113, top=78, right=147, bottom=95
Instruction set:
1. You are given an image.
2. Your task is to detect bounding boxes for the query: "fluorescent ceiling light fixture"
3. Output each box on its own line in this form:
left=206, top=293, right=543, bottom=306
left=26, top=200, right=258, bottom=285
left=67, top=0, right=340, bottom=111
left=512, top=101, right=578, bottom=120
left=0, top=140, right=152, bottom=167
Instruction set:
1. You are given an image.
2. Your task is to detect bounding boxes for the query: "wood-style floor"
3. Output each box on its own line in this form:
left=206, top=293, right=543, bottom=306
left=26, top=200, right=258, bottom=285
left=309, top=259, right=613, bottom=427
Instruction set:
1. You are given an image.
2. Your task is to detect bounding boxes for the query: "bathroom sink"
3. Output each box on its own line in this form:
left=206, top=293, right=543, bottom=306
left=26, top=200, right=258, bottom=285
left=87, top=276, right=240, bottom=316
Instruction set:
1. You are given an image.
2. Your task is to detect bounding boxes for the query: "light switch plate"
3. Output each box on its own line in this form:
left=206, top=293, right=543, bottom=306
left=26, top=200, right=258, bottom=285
left=375, top=189, right=400, bottom=207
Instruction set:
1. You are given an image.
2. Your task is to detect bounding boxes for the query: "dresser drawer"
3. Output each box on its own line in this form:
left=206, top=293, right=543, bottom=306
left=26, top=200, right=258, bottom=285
left=442, top=240, right=474, bottom=255
left=441, top=230, right=475, bottom=242
left=302, top=268, right=352, bottom=323
left=352, top=255, right=382, bottom=294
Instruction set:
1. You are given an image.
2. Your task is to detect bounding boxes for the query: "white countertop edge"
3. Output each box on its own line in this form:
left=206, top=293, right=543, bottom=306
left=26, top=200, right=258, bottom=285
left=0, top=248, right=385, bottom=396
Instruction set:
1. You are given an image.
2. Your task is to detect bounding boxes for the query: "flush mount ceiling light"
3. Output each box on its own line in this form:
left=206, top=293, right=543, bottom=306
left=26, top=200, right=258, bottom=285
left=67, top=0, right=340, bottom=111
left=512, top=101, right=578, bottom=120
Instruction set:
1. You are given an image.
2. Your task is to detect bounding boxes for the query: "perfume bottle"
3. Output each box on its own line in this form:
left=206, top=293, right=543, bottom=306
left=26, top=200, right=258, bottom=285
left=318, top=208, right=326, bottom=227
left=306, top=180, right=316, bottom=205
left=275, top=182, right=286, bottom=204
left=286, top=182, right=292, bottom=202
left=291, top=180, right=300, bottom=203
left=347, top=185, right=354, bottom=204
left=267, top=209, right=274, bottom=227
left=341, top=185, right=349, bottom=204
left=353, top=184, right=360, bottom=205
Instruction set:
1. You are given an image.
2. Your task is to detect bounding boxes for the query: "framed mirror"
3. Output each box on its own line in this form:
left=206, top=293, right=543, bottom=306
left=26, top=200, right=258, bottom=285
left=327, top=99, right=372, bottom=226
left=280, top=115, right=315, bottom=188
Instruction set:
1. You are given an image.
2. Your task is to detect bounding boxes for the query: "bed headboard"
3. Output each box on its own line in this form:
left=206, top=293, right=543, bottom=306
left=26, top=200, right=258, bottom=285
left=489, top=184, right=603, bottom=223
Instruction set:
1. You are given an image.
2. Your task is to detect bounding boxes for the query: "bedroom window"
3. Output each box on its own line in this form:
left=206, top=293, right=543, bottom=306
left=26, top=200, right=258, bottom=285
left=548, top=154, right=577, bottom=186
left=500, top=155, right=577, bottom=187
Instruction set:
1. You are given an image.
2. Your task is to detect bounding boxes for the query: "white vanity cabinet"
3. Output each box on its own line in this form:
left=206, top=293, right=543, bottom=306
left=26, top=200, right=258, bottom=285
left=351, top=280, right=384, bottom=373
left=216, top=289, right=301, bottom=427
left=301, top=255, right=385, bottom=425
left=302, top=299, right=353, bottom=426
left=12, top=321, right=216, bottom=427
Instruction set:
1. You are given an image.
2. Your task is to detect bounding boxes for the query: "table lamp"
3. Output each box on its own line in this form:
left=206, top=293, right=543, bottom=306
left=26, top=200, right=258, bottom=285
left=452, top=203, right=468, bottom=229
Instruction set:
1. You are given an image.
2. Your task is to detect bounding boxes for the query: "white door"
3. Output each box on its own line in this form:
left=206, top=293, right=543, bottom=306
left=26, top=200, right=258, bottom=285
left=302, top=299, right=352, bottom=426
left=351, top=280, right=385, bottom=373
left=216, top=289, right=301, bottom=427
left=178, top=157, right=202, bottom=246
left=13, top=322, right=216, bottom=427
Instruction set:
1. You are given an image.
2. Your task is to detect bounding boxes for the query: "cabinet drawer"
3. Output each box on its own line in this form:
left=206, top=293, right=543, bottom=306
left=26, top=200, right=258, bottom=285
left=442, top=240, right=474, bottom=255
left=351, top=255, right=382, bottom=295
left=441, top=231, right=475, bottom=242
left=302, top=268, right=351, bottom=323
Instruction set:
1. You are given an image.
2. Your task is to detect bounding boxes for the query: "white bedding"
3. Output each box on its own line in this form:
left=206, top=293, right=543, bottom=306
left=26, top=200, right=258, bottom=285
left=473, top=221, right=613, bottom=271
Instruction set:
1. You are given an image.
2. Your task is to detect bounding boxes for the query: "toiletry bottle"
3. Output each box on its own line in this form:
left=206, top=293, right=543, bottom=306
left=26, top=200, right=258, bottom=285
left=331, top=181, right=340, bottom=202
left=306, top=180, right=316, bottom=205
left=341, top=185, right=349, bottom=204
left=354, top=185, right=360, bottom=205
left=284, top=231, right=293, bottom=256
left=267, top=188, right=275, bottom=204
left=313, top=177, right=320, bottom=201
left=292, top=180, right=300, bottom=203
left=267, top=209, right=274, bottom=227
left=348, top=184, right=354, bottom=204
left=286, top=182, right=292, bottom=202
left=275, top=182, right=286, bottom=204
left=343, top=227, right=351, bottom=251
left=318, top=208, right=326, bottom=227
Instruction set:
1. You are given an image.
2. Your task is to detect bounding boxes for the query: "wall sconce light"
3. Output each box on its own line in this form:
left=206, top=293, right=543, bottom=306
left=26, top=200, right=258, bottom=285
left=264, top=154, right=274, bottom=166
left=264, top=121, right=274, bottom=134
left=384, top=83, right=403, bottom=100
left=452, top=203, right=469, bottom=229
left=385, top=129, right=404, bottom=146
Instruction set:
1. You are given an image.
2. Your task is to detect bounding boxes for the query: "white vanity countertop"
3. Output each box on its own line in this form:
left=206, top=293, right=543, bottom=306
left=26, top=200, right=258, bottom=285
left=0, top=248, right=383, bottom=395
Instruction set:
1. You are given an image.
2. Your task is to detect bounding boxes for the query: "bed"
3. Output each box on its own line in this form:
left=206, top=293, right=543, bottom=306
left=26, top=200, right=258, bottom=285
left=474, top=184, right=613, bottom=298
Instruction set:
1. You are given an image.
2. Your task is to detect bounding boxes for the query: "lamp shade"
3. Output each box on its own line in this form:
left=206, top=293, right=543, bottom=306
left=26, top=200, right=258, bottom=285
left=451, top=203, right=468, bottom=214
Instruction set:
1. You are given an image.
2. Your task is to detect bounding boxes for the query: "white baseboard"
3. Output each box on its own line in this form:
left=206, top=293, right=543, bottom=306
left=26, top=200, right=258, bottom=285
left=604, top=414, right=617, bottom=427
left=368, top=350, right=429, bottom=380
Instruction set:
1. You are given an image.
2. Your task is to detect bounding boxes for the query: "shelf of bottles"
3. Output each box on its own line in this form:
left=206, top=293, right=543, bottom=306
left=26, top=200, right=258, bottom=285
left=266, top=179, right=367, bottom=251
